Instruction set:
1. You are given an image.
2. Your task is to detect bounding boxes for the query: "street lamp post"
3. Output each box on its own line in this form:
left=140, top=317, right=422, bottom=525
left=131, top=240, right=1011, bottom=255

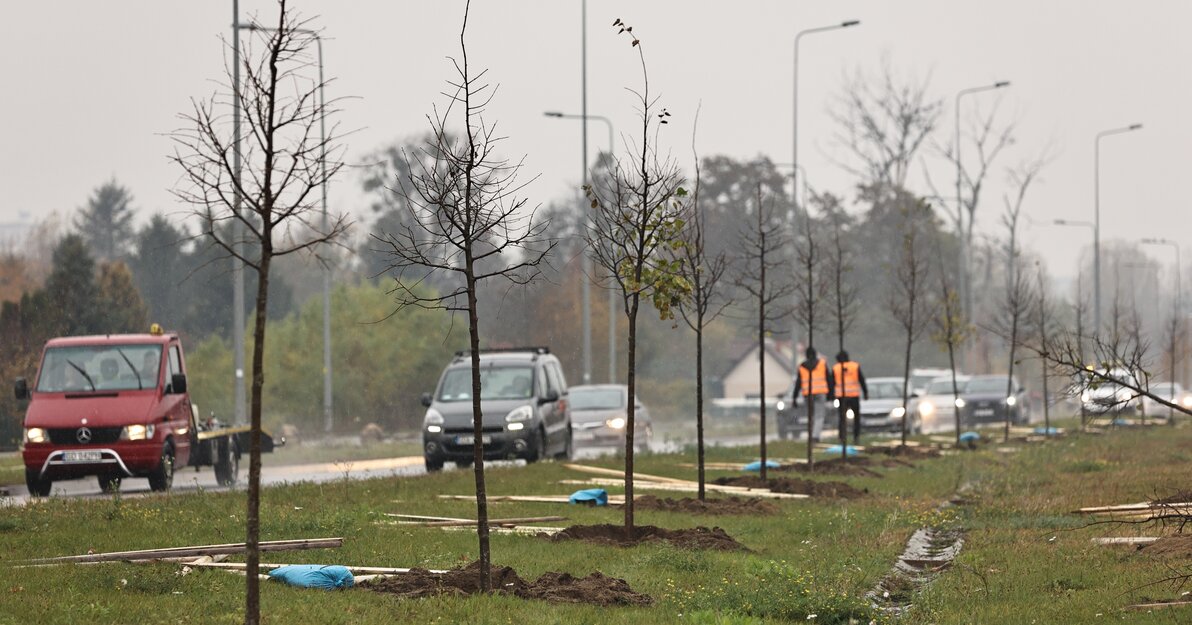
left=238, top=22, right=335, bottom=432
left=231, top=0, right=246, bottom=425
left=1142, top=237, right=1182, bottom=420
left=545, top=111, right=617, bottom=382
left=955, top=81, right=1010, bottom=322
left=792, top=19, right=859, bottom=346
left=1093, top=123, right=1143, bottom=334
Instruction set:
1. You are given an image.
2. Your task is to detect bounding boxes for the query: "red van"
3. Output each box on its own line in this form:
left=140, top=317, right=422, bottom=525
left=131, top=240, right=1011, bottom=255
left=16, top=330, right=194, bottom=495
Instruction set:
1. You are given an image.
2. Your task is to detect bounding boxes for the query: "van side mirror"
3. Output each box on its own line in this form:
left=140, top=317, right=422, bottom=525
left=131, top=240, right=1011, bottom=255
left=14, top=378, right=28, bottom=400
left=420, top=392, right=433, bottom=408
left=539, top=389, right=559, bottom=404
left=170, top=373, right=188, bottom=395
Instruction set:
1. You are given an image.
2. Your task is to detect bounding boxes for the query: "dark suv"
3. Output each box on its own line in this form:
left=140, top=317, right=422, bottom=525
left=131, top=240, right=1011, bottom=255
left=420, top=347, right=572, bottom=472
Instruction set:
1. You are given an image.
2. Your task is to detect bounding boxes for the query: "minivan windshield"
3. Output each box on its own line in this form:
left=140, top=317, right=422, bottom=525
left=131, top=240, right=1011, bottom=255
left=966, top=377, right=1012, bottom=393
left=437, top=366, right=535, bottom=402
left=37, top=344, right=163, bottom=393
left=570, top=388, right=624, bottom=410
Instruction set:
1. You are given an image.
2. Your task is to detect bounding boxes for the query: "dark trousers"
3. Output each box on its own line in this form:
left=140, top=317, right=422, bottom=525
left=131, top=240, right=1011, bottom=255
left=837, top=397, right=862, bottom=444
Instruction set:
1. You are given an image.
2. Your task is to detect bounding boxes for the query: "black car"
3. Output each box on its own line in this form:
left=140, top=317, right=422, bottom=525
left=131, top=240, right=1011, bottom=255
left=420, top=347, right=572, bottom=472
left=959, top=375, right=1030, bottom=427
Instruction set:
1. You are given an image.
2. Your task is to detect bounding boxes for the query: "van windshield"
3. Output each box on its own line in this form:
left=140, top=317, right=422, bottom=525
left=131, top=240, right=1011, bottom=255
left=37, top=345, right=163, bottom=393
left=437, top=366, right=535, bottom=402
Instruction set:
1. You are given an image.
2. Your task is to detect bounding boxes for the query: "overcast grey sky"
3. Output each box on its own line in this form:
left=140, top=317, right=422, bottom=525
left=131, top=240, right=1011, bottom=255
left=2, top=1, right=1189, bottom=287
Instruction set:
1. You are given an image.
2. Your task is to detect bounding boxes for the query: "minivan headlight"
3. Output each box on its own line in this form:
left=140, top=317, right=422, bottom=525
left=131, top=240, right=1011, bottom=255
left=120, top=424, right=155, bottom=441
left=1004, top=396, right=1017, bottom=406
left=505, top=406, right=533, bottom=423
left=424, top=408, right=444, bottom=433
left=24, top=427, right=47, bottom=444
left=606, top=417, right=627, bottom=430
left=776, top=400, right=786, bottom=412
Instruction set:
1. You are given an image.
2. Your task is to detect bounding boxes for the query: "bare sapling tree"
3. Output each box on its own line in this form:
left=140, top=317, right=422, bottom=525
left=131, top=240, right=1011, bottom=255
left=735, top=185, right=793, bottom=480
left=938, top=99, right=1016, bottom=255
left=930, top=233, right=972, bottom=446
left=376, top=1, right=552, bottom=589
left=792, top=199, right=829, bottom=466
left=1032, top=263, right=1059, bottom=436
left=824, top=199, right=859, bottom=354
left=889, top=199, right=935, bottom=447
left=170, top=2, right=348, bottom=622
left=1162, top=298, right=1184, bottom=425
left=677, top=112, right=732, bottom=500
left=1073, top=272, right=1090, bottom=428
left=586, top=19, right=691, bottom=534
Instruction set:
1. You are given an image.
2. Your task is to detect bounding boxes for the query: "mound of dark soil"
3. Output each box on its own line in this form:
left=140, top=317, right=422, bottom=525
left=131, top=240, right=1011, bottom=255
left=776, top=456, right=887, bottom=477
left=544, top=523, right=748, bottom=551
left=1140, top=535, right=1192, bottom=558
left=713, top=475, right=868, bottom=499
left=634, top=494, right=780, bottom=516
left=361, top=561, right=653, bottom=607
left=1152, top=491, right=1192, bottom=505
left=869, top=445, right=941, bottom=459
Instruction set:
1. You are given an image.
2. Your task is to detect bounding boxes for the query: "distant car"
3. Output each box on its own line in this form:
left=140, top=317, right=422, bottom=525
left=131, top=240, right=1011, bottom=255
left=910, top=368, right=952, bottom=397
left=1141, top=382, right=1192, bottom=418
left=568, top=384, right=652, bottom=452
left=1080, top=368, right=1142, bottom=416
left=420, top=347, right=572, bottom=472
left=959, top=375, right=1030, bottom=427
left=852, top=377, right=918, bottom=434
left=916, top=375, right=970, bottom=434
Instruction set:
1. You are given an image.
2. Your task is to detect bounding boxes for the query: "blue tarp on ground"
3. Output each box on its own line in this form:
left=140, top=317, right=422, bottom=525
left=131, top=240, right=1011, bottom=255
left=959, top=431, right=981, bottom=443
left=569, top=488, right=608, bottom=506
left=268, top=564, right=354, bottom=590
left=1033, top=426, right=1060, bottom=435
left=821, top=445, right=861, bottom=457
left=742, top=460, right=782, bottom=471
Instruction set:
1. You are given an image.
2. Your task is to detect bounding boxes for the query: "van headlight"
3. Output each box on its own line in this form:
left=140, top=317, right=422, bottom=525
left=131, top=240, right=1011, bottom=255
left=954, top=398, right=967, bottom=409
left=424, top=408, right=444, bottom=433
left=919, top=401, right=935, bottom=417
left=24, top=427, right=47, bottom=444
left=1081, top=391, right=1090, bottom=402
left=1183, top=396, right=1192, bottom=408
left=606, top=417, right=626, bottom=430
left=776, top=400, right=786, bottom=412
left=1005, top=396, right=1017, bottom=406
left=120, top=424, right=155, bottom=441
left=890, top=407, right=906, bottom=419
left=505, top=406, right=533, bottom=423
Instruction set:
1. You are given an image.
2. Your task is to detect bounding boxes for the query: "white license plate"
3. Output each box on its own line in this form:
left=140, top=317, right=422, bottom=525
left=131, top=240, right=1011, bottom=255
left=973, top=409, right=995, bottom=417
left=455, top=435, right=492, bottom=445
left=63, top=450, right=103, bottom=463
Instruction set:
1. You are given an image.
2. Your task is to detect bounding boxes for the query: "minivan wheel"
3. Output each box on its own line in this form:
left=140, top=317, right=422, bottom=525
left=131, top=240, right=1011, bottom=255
left=553, top=428, right=573, bottom=460
left=148, top=443, right=174, bottom=492
left=25, top=468, right=51, bottom=497
left=525, top=428, right=546, bottom=464
left=98, top=475, right=122, bottom=493
left=425, top=455, right=444, bottom=472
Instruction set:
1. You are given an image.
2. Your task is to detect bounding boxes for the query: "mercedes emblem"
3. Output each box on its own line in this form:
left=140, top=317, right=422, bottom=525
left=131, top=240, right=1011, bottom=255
left=76, top=427, right=93, bottom=444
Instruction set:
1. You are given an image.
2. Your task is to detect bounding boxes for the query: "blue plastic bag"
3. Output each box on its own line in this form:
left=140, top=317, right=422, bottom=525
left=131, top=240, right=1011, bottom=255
left=958, top=431, right=981, bottom=443
left=268, top=564, right=354, bottom=590
left=1033, top=426, right=1060, bottom=435
left=569, top=488, right=608, bottom=506
left=742, top=460, right=781, bottom=471
left=821, top=445, right=861, bottom=457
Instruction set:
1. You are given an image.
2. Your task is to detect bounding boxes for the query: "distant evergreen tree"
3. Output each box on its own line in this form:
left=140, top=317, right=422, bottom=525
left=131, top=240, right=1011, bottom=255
left=129, top=215, right=190, bottom=329
left=43, top=234, right=101, bottom=335
left=75, top=180, right=136, bottom=261
left=97, top=261, right=149, bottom=333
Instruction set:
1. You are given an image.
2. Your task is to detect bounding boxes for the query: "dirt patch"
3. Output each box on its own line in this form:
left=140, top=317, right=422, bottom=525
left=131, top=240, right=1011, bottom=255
left=869, top=445, right=942, bottom=460
left=713, top=475, right=868, bottom=499
left=543, top=523, right=748, bottom=551
left=361, top=561, right=652, bottom=607
left=1140, top=535, right=1192, bottom=558
left=1152, top=491, right=1192, bottom=505
left=635, top=494, right=780, bottom=516
left=776, top=456, right=888, bottom=477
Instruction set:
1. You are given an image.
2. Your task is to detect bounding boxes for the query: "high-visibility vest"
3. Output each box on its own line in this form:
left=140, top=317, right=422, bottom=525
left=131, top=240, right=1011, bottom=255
left=799, top=359, right=829, bottom=396
left=833, top=361, right=861, bottom=398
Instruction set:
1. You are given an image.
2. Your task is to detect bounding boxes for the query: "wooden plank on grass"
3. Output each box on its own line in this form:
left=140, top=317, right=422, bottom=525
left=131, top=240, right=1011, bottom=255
left=396, top=516, right=567, bottom=527
left=1126, top=600, right=1192, bottom=610
left=1075, top=502, right=1192, bottom=514
left=383, top=513, right=473, bottom=522
left=191, top=561, right=450, bottom=575
left=562, top=463, right=695, bottom=485
left=1092, top=537, right=1160, bottom=545
left=23, top=538, right=343, bottom=565
left=436, top=494, right=629, bottom=505
left=558, top=478, right=810, bottom=500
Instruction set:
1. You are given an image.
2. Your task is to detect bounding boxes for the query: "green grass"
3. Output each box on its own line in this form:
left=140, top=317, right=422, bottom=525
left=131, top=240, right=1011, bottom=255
left=268, top=439, right=422, bottom=466
left=1, top=420, right=1190, bottom=624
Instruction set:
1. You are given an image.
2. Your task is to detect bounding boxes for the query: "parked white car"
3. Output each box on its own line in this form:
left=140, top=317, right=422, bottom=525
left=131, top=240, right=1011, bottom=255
left=917, top=375, right=970, bottom=434
left=1141, top=382, right=1192, bottom=418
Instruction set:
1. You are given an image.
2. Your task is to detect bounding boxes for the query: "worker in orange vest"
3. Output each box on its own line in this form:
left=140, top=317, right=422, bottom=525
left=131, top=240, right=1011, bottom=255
left=833, top=350, right=869, bottom=445
left=793, top=347, right=834, bottom=442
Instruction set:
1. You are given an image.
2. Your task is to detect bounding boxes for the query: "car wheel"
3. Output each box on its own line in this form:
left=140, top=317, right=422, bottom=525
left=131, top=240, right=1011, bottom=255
left=553, top=427, right=573, bottom=460
left=525, top=428, right=546, bottom=464
left=148, top=443, right=175, bottom=492
left=25, top=469, right=51, bottom=497
left=98, top=475, right=122, bottom=493
left=425, top=455, right=444, bottom=472
left=214, top=437, right=239, bottom=487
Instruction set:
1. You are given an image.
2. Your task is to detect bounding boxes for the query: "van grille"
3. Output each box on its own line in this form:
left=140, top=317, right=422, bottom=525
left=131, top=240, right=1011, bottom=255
left=48, top=427, right=122, bottom=445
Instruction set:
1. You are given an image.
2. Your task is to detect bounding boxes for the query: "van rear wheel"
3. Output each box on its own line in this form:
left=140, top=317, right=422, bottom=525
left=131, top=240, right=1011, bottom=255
left=214, top=437, right=239, bottom=487
left=25, top=469, right=51, bottom=497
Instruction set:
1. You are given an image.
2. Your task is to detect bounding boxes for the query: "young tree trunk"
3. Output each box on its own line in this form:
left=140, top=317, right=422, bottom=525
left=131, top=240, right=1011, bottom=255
left=1005, top=314, right=1019, bottom=443
left=758, top=297, right=767, bottom=482
left=624, top=294, right=639, bottom=536
left=1041, top=355, right=1050, bottom=436
left=696, top=319, right=706, bottom=500
left=465, top=267, right=491, bottom=591
left=805, top=382, right=814, bottom=467
left=244, top=250, right=270, bottom=625
left=948, top=341, right=960, bottom=446
left=901, top=327, right=913, bottom=447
